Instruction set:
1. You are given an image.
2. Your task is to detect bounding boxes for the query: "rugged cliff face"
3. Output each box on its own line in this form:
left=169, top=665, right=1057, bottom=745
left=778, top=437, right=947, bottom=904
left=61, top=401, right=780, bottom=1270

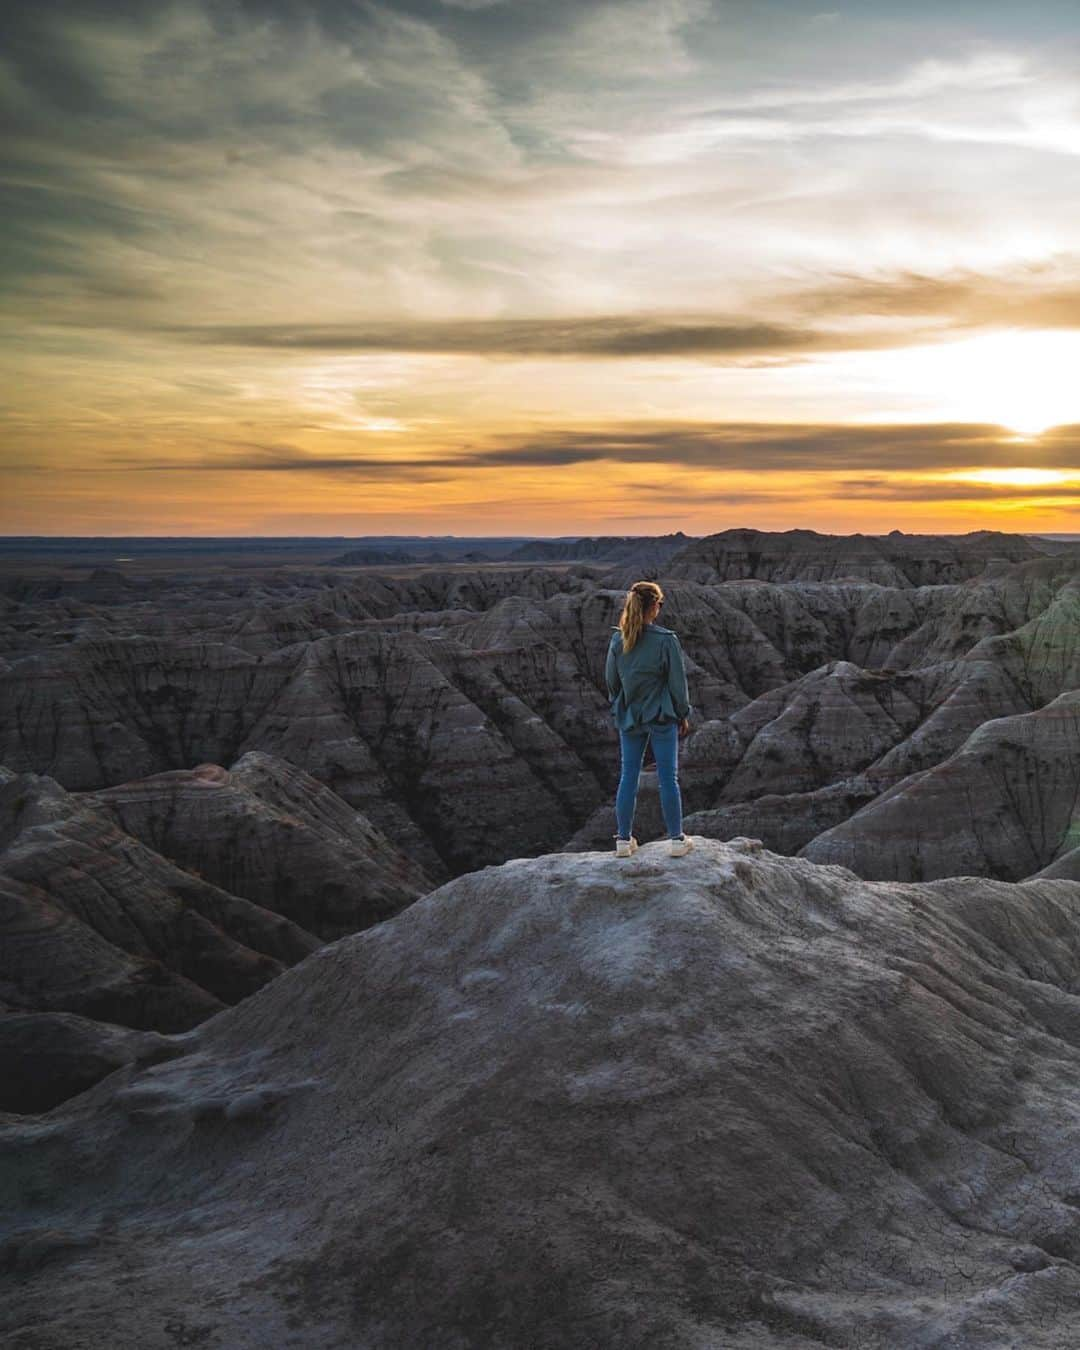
left=4, top=839, right=1080, bottom=1348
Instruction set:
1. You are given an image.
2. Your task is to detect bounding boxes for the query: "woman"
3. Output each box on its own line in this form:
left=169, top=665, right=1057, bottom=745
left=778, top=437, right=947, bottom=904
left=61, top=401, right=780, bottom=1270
left=605, top=580, right=693, bottom=858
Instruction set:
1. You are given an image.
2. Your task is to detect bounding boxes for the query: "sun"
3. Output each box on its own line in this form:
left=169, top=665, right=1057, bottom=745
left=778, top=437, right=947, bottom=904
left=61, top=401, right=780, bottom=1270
left=933, top=328, right=1080, bottom=436
left=863, top=327, right=1080, bottom=436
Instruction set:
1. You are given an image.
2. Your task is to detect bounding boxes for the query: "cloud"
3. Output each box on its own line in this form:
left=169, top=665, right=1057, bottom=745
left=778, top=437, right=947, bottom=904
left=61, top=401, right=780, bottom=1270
left=85, top=421, right=1080, bottom=479
left=137, top=254, right=1080, bottom=354
left=790, top=257, right=1080, bottom=329
left=466, top=421, right=1080, bottom=473
left=0, top=0, right=523, bottom=325
left=835, top=476, right=1080, bottom=500
left=538, top=45, right=1076, bottom=168
left=6, top=0, right=1080, bottom=345
left=621, top=487, right=803, bottom=504
left=150, top=314, right=862, bottom=359
left=98, top=441, right=466, bottom=479
left=692, top=50, right=1034, bottom=116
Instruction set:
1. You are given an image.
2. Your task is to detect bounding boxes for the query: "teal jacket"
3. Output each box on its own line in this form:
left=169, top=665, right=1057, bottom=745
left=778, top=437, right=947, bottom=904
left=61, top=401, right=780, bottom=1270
left=605, top=623, right=692, bottom=731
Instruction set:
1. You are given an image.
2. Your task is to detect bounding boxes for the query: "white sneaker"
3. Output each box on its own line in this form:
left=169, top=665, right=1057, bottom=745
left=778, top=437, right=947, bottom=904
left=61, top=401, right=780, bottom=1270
left=669, top=834, right=693, bottom=857
left=615, top=836, right=639, bottom=858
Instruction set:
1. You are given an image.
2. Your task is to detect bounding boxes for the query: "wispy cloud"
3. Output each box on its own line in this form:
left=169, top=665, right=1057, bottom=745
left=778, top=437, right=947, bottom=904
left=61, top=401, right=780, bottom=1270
left=466, top=421, right=1080, bottom=474
left=835, top=477, right=1080, bottom=500
left=99, top=441, right=464, bottom=480
left=149, top=315, right=861, bottom=358
left=791, top=258, right=1080, bottom=329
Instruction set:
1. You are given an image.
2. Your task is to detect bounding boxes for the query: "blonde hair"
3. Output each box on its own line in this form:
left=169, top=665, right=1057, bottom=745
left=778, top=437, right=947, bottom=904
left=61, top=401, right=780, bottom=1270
left=618, top=580, right=664, bottom=652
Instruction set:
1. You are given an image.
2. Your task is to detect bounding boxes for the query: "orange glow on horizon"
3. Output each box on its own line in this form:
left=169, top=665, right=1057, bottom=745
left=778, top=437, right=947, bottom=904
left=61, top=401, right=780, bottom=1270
left=6, top=443, right=1080, bottom=537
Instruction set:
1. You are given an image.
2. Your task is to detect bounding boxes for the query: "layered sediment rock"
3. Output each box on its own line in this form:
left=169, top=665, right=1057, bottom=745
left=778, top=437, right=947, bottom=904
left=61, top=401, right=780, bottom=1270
left=89, top=752, right=433, bottom=940
left=0, top=768, right=313, bottom=1029
left=4, top=840, right=1080, bottom=1347
left=0, top=755, right=429, bottom=1111
left=0, top=628, right=613, bottom=876
left=800, top=691, right=1080, bottom=881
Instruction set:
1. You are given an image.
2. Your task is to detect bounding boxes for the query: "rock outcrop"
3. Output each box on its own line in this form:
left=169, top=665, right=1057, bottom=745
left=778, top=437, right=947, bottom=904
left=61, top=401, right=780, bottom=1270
left=1023, top=535, right=1080, bottom=556
left=4, top=839, right=1080, bottom=1347
left=0, top=628, right=612, bottom=876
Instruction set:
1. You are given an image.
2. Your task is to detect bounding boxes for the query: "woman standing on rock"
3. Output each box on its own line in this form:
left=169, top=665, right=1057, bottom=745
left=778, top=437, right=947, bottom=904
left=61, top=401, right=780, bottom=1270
left=605, top=580, right=693, bottom=858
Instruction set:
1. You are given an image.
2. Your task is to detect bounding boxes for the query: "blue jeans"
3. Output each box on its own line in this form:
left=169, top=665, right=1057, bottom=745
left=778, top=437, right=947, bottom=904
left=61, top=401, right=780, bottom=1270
left=616, top=722, right=683, bottom=840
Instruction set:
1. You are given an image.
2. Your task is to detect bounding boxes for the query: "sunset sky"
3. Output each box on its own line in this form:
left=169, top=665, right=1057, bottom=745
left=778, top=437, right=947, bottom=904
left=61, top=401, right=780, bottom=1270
left=4, top=0, right=1080, bottom=536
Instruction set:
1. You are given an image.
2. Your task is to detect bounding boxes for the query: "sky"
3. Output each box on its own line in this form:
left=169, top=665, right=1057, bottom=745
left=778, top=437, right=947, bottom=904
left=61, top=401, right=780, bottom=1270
left=4, top=0, right=1080, bottom=537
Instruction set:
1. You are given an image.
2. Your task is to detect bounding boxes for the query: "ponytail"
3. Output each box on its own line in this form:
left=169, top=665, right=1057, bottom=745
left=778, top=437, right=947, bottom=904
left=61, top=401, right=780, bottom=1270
left=618, top=580, right=664, bottom=653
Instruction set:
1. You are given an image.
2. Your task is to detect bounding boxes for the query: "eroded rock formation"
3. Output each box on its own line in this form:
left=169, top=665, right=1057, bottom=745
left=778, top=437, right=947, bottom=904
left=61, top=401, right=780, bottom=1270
left=800, top=690, right=1080, bottom=881
left=0, top=754, right=430, bottom=1111
left=88, top=751, right=434, bottom=940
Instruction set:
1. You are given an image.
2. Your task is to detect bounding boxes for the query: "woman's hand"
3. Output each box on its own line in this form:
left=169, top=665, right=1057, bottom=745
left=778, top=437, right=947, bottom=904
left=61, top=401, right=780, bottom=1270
left=678, top=717, right=691, bottom=739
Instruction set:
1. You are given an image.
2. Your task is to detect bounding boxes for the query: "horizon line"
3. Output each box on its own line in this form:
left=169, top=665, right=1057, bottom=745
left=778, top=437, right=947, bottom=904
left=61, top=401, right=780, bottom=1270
left=0, top=529, right=1075, bottom=542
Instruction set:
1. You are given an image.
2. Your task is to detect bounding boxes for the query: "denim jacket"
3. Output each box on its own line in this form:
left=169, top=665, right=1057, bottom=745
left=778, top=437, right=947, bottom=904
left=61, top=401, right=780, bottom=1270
left=605, top=623, right=692, bottom=731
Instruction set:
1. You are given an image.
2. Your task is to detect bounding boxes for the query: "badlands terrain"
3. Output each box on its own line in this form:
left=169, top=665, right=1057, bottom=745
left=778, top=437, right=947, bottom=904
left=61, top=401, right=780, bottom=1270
left=3, top=526, right=1080, bottom=1347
